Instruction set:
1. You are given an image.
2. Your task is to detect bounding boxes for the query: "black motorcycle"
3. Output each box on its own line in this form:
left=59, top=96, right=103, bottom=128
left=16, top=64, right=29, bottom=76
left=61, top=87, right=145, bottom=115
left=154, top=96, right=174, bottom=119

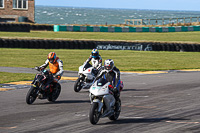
left=26, top=67, right=61, bottom=105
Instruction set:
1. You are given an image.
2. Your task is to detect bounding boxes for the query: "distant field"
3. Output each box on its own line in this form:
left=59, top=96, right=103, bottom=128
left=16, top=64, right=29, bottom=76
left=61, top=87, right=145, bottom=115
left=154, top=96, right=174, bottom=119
left=1, top=31, right=200, bottom=43
left=1, top=48, right=200, bottom=71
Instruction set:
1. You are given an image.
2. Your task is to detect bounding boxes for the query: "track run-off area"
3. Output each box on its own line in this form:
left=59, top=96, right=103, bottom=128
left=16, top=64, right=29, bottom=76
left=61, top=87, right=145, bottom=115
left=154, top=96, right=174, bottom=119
left=1, top=67, right=200, bottom=132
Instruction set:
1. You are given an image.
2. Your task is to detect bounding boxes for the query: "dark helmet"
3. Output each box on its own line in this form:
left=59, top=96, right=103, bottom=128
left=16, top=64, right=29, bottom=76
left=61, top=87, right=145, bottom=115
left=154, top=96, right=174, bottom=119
left=91, top=49, right=99, bottom=58
left=48, top=52, right=57, bottom=63
left=104, top=59, right=114, bottom=72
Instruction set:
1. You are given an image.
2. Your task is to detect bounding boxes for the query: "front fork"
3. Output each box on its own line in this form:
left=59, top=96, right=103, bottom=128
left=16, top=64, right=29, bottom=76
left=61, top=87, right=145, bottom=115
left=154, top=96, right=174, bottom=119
left=95, top=99, right=104, bottom=113
left=79, top=74, right=85, bottom=81
left=90, top=95, right=104, bottom=113
left=31, top=84, right=40, bottom=97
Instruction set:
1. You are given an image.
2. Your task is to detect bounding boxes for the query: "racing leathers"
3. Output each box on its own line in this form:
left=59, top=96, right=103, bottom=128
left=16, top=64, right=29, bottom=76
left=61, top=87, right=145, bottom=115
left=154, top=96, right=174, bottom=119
left=95, top=66, right=121, bottom=100
left=84, top=55, right=102, bottom=75
left=40, top=57, right=64, bottom=83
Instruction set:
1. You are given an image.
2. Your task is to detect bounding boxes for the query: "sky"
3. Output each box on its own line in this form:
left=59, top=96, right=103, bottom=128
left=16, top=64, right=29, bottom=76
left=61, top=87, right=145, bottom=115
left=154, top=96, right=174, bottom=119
left=35, top=0, right=200, bottom=11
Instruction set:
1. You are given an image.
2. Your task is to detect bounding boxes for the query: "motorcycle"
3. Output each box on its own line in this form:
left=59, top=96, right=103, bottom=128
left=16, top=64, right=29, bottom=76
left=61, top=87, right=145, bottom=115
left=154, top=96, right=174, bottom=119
left=89, top=78, right=121, bottom=125
left=26, top=67, right=61, bottom=105
left=74, top=62, right=97, bottom=92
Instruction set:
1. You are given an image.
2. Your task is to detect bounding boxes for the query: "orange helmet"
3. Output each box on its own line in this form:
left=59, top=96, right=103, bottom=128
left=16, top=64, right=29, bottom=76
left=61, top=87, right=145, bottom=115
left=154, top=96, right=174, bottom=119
left=48, top=52, right=57, bottom=63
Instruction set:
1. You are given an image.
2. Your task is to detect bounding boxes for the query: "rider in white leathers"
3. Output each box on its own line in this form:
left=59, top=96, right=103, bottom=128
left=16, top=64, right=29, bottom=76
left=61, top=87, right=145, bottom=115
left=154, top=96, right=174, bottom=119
left=94, top=59, right=121, bottom=102
left=84, top=49, right=102, bottom=75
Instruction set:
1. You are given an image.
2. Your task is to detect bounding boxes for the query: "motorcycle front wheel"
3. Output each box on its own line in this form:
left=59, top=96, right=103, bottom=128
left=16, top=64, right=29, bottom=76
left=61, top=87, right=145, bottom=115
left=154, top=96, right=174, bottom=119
left=26, top=86, right=38, bottom=105
left=109, top=98, right=121, bottom=121
left=74, top=78, right=83, bottom=92
left=48, top=83, right=61, bottom=102
left=89, top=102, right=100, bottom=125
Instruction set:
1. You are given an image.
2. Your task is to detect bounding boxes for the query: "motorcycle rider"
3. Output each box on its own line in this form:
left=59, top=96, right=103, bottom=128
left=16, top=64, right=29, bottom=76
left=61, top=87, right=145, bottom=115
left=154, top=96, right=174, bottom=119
left=84, top=49, right=102, bottom=75
left=94, top=59, right=122, bottom=102
left=36, top=52, right=63, bottom=98
left=39, top=52, right=64, bottom=84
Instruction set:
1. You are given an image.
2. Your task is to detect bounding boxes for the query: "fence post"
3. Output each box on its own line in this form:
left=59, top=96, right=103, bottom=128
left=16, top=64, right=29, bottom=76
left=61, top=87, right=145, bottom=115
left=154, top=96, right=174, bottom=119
left=125, top=16, right=199, bottom=26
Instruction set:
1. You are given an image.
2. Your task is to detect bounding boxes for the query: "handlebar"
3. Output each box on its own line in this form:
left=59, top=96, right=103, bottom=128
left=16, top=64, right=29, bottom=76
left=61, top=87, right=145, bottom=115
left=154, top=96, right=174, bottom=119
left=34, top=66, right=50, bottom=74
left=34, top=66, right=40, bottom=71
left=34, top=66, right=54, bottom=79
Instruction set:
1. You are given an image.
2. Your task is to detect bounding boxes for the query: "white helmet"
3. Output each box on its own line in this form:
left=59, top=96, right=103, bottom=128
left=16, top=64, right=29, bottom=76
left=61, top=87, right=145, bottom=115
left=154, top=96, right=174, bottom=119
left=104, top=59, right=114, bottom=72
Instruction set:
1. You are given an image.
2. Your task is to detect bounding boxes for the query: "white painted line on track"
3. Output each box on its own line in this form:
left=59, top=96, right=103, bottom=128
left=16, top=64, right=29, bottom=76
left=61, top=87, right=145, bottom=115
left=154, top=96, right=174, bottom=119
left=0, top=126, right=17, bottom=129
left=166, top=121, right=200, bottom=124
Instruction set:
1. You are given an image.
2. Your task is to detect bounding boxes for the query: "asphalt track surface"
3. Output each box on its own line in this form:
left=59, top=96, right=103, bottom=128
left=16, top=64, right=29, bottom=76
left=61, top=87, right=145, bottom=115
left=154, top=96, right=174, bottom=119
left=1, top=68, right=200, bottom=133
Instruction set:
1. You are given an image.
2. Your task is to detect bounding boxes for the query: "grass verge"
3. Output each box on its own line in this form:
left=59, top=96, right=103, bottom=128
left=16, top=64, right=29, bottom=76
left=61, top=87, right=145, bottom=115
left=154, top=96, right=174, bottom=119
left=1, top=48, right=200, bottom=71
left=1, top=31, right=200, bottom=43
left=0, top=72, right=34, bottom=84
left=1, top=48, right=200, bottom=83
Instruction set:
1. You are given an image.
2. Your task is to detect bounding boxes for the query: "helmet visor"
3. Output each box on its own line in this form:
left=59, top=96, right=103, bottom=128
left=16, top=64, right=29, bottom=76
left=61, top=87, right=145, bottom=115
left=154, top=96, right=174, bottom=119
left=105, top=66, right=112, bottom=70
left=92, top=53, right=98, bottom=57
left=49, top=59, right=54, bottom=63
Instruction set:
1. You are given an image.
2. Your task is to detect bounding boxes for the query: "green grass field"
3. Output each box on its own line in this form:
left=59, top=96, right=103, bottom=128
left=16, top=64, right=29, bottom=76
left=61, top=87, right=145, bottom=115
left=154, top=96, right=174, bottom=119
left=1, top=48, right=200, bottom=83
left=1, top=31, right=200, bottom=43
left=0, top=72, right=34, bottom=84
left=1, top=48, right=200, bottom=71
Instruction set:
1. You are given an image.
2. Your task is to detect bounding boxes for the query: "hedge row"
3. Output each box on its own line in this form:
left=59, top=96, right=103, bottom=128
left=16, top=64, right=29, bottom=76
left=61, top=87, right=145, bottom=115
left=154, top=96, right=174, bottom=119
left=31, top=25, right=53, bottom=31
left=151, top=42, right=200, bottom=52
left=0, top=38, right=200, bottom=52
left=0, top=23, right=54, bottom=32
left=0, top=39, right=96, bottom=49
left=0, top=23, right=30, bottom=32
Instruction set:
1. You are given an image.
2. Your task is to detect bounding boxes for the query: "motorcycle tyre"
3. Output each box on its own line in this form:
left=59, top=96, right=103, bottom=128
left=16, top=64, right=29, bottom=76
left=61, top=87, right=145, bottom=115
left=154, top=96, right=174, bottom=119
left=48, top=83, right=61, bottom=102
left=74, top=78, right=83, bottom=92
left=89, top=102, right=100, bottom=125
left=109, top=98, right=121, bottom=121
left=26, top=86, right=38, bottom=105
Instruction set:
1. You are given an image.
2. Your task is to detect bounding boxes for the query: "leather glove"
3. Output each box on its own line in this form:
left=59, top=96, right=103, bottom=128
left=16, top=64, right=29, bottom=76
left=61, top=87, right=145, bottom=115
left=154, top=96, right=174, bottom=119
left=35, top=66, right=44, bottom=71
left=35, top=66, right=40, bottom=71
left=40, top=67, right=44, bottom=71
left=113, top=87, right=118, bottom=93
left=57, top=76, right=61, bottom=80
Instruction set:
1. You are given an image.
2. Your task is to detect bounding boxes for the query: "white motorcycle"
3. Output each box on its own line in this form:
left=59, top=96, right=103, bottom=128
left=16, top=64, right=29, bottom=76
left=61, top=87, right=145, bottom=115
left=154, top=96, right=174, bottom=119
left=74, top=62, right=96, bottom=92
left=89, top=78, right=121, bottom=125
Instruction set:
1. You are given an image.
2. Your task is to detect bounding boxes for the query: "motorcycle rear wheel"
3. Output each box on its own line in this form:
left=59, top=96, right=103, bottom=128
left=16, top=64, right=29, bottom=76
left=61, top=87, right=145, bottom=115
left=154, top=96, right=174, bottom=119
left=109, top=98, right=121, bottom=121
left=89, top=102, right=100, bottom=125
left=26, top=86, right=38, bottom=105
left=48, top=83, right=61, bottom=102
left=74, top=78, right=83, bottom=92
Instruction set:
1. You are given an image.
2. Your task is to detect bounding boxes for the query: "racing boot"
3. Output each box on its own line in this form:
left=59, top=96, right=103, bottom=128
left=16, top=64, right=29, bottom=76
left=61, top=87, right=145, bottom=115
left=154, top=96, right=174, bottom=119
left=114, top=90, right=120, bottom=112
left=38, top=91, right=47, bottom=99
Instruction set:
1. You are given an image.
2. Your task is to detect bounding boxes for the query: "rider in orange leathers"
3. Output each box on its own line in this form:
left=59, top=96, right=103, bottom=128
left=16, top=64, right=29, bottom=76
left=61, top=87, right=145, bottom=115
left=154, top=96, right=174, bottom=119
left=39, top=52, right=64, bottom=83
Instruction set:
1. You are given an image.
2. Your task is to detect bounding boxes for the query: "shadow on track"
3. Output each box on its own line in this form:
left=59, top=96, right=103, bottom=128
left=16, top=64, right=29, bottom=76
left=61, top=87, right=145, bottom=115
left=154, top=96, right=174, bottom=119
left=99, top=117, right=189, bottom=125
left=122, top=89, right=151, bottom=92
left=77, top=91, right=90, bottom=93
left=53, top=100, right=90, bottom=104
left=33, top=100, right=90, bottom=105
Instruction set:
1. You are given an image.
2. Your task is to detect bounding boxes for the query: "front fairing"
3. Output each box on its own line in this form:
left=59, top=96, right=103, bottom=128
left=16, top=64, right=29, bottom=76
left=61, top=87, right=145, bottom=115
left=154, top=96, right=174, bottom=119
left=89, top=81, right=110, bottom=96
left=84, top=69, right=94, bottom=80
left=79, top=65, right=84, bottom=75
left=31, top=73, right=48, bottom=89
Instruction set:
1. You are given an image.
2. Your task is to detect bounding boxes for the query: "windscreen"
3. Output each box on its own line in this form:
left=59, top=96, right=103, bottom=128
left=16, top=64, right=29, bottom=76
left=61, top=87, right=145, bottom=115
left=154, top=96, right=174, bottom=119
left=97, top=78, right=108, bottom=86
